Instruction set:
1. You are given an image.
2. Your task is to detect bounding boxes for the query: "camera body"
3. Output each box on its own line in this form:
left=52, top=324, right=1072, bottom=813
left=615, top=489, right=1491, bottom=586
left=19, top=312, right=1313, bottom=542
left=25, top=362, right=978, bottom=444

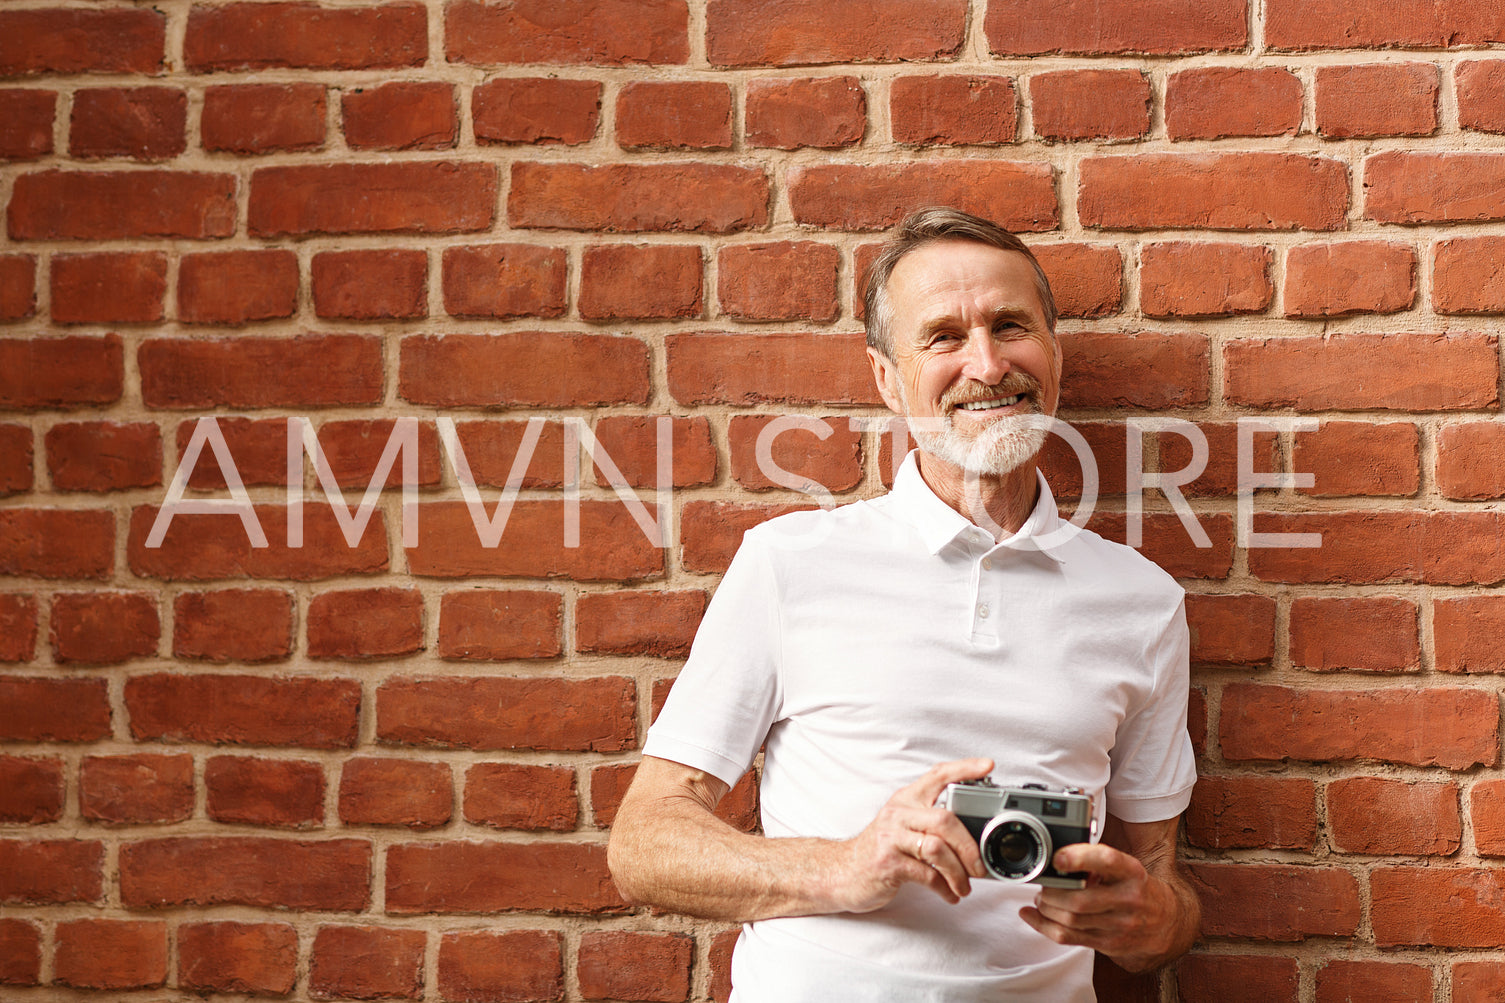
left=936, top=779, right=1094, bottom=888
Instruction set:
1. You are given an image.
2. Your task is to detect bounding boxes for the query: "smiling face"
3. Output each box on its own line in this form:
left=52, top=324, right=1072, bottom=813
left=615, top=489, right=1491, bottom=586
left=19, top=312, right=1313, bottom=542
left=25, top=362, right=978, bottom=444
left=867, top=239, right=1062, bottom=479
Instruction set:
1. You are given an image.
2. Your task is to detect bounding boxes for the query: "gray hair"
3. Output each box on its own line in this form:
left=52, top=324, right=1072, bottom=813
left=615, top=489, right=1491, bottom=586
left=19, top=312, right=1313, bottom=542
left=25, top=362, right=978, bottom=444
left=862, top=207, right=1058, bottom=358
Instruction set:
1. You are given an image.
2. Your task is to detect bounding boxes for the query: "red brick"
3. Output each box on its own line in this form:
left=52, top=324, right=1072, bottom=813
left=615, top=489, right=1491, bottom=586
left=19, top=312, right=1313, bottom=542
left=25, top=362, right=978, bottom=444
left=1436, top=597, right=1505, bottom=674
left=576, top=590, right=708, bottom=658
left=1189, top=862, right=1360, bottom=941
left=451, top=419, right=568, bottom=489
left=1285, top=240, right=1416, bottom=317
left=1177, top=954, right=1299, bottom=1003
left=378, top=675, right=635, bottom=752
left=437, top=590, right=562, bottom=661
left=1373, top=867, right=1505, bottom=948
left=0, top=508, right=113, bottom=579
left=0, top=593, right=33, bottom=661
left=178, top=249, right=299, bottom=325
left=0, top=839, right=103, bottom=904
left=1473, top=779, right=1505, bottom=856
left=509, top=162, right=768, bottom=233
left=1080, top=153, right=1347, bottom=231
left=307, top=588, right=423, bottom=661
left=1087, top=511, right=1236, bottom=581
left=201, top=82, right=326, bottom=154
left=472, top=77, right=602, bottom=145
left=7, top=170, right=235, bottom=240
left=617, top=81, right=732, bottom=150
left=986, top=0, right=1246, bottom=55
left=402, top=333, right=648, bottom=408
left=120, top=837, right=370, bottom=911
left=718, top=241, right=838, bottom=322
left=1438, top=422, right=1505, bottom=499
left=591, top=415, right=717, bottom=488
left=0, top=8, right=165, bottom=75
left=1289, top=596, right=1420, bottom=672
left=438, top=930, right=562, bottom=1003
left=1185, top=775, right=1316, bottom=850
left=0, top=90, right=55, bottom=159
left=312, top=249, right=428, bottom=320
left=1165, top=67, right=1302, bottom=139
left=185, top=1, right=426, bottom=71
left=707, top=0, right=965, bottom=66
left=0, top=334, right=120, bottom=409
left=591, top=762, right=759, bottom=832
left=54, top=920, right=166, bottom=990
left=1293, top=420, right=1419, bottom=497
left=465, top=763, right=577, bottom=831
left=343, top=81, right=455, bottom=150
left=0, top=919, right=41, bottom=986
left=406, top=499, right=663, bottom=580
left=1316, top=960, right=1434, bottom=1003
left=891, top=74, right=1015, bottom=146
left=1458, top=60, right=1505, bottom=134
left=746, top=76, right=866, bottom=149
left=442, top=243, right=567, bottom=319
left=207, top=756, right=325, bottom=828
left=0, top=756, right=63, bottom=824
left=1059, top=331, right=1209, bottom=409
left=0, top=425, right=29, bottom=496
left=1224, top=332, right=1498, bottom=411
left=1266, top=0, right=1505, bottom=50
left=1316, top=63, right=1439, bottom=138
left=1327, top=776, right=1460, bottom=855
left=446, top=0, right=688, bottom=65
left=69, top=87, right=186, bottom=160
left=179, top=922, right=298, bottom=997
left=386, top=840, right=624, bottom=914
left=45, top=421, right=160, bottom=492
left=1220, top=683, right=1498, bottom=769
left=125, top=673, right=361, bottom=749
left=581, top=244, right=703, bottom=320
left=681, top=501, right=816, bottom=574
left=172, top=417, right=286, bottom=489
left=250, top=162, right=495, bottom=236
left=0, top=677, right=110, bottom=743
left=50, top=591, right=158, bottom=665
left=1366, top=152, right=1505, bottom=224
left=710, top=929, right=738, bottom=1003
left=1035, top=420, right=1129, bottom=499
left=338, top=758, right=452, bottom=828
left=310, top=419, right=443, bottom=490
left=50, top=251, right=166, bottom=324
left=139, top=333, right=383, bottom=409
left=129, top=504, right=388, bottom=581
left=729, top=414, right=862, bottom=493
left=1031, top=70, right=1149, bottom=140
left=1140, top=242, right=1271, bottom=317
left=578, top=931, right=692, bottom=1002
left=1185, top=593, right=1275, bottom=667
left=1032, top=243, right=1122, bottom=318
left=79, top=754, right=193, bottom=825
left=1249, top=511, right=1505, bottom=586
left=1458, top=961, right=1505, bottom=1003
left=310, top=925, right=424, bottom=1001
left=667, top=332, right=882, bottom=406
left=1434, top=235, right=1505, bottom=314
left=1154, top=421, right=1277, bottom=500
left=789, top=160, right=1056, bottom=231
left=0, top=255, right=36, bottom=321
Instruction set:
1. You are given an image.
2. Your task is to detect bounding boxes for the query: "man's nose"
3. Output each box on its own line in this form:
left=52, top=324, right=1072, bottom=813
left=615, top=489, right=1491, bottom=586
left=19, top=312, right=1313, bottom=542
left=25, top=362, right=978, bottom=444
left=960, top=331, right=1010, bottom=385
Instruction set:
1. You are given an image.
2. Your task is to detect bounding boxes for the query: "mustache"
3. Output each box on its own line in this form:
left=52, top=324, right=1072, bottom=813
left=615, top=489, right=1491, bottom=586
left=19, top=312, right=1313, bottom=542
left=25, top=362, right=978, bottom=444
left=939, top=372, right=1043, bottom=410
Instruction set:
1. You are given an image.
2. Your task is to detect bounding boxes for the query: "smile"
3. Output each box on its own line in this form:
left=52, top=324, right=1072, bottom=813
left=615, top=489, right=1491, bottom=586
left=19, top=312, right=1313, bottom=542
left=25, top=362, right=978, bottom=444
left=956, top=394, right=1024, bottom=411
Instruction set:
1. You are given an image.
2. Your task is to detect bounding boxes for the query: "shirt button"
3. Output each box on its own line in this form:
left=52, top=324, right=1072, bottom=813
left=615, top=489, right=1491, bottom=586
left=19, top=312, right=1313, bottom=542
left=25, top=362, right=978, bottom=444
left=981, top=558, right=992, bottom=571
left=977, top=604, right=990, bottom=619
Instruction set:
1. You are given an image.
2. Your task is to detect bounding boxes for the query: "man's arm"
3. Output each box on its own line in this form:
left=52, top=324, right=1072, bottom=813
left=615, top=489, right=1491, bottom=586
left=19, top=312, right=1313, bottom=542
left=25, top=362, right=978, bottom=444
left=1017, top=814, right=1200, bottom=972
left=607, top=755, right=994, bottom=923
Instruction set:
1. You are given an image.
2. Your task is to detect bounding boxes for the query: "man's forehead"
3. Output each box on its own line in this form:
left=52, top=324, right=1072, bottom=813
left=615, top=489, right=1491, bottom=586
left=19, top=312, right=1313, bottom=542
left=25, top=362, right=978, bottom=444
left=888, top=242, right=1048, bottom=319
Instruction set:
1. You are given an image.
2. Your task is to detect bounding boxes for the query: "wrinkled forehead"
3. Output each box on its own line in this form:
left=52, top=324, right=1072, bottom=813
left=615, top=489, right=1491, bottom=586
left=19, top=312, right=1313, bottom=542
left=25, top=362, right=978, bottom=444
left=886, top=241, right=1052, bottom=326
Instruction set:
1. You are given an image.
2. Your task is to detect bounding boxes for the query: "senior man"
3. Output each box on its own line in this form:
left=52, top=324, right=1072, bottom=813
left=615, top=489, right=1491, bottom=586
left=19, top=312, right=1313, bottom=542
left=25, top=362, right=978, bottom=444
left=608, top=207, right=1200, bottom=1001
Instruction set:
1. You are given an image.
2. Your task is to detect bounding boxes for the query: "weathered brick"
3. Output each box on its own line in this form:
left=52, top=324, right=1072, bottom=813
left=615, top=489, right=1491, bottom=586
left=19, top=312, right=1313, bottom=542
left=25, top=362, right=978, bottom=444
left=342, top=81, right=455, bottom=150
left=1438, top=421, right=1505, bottom=499
left=1248, top=511, right=1505, bottom=586
left=442, top=244, right=567, bottom=319
left=450, top=419, right=568, bottom=489
left=707, top=0, right=966, bottom=66
left=1035, top=420, right=1129, bottom=500
left=206, top=756, right=325, bottom=828
left=1080, top=153, right=1348, bottom=230
left=1472, top=779, right=1505, bottom=856
left=1185, top=593, right=1275, bottom=667
left=0, top=255, right=36, bottom=321
left=1289, top=596, right=1420, bottom=672
left=54, top=919, right=167, bottom=990
left=591, top=416, right=717, bottom=488
left=201, top=83, right=327, bottom=154
left=0, top=839, right=103, bottom=904
left=986, top=0, right=1246, bottom=55
left=472, top=78, right=602, bottom=145
left=311, top=249, right=428, bottom=320
left=1285, top=241, right=1416, bottom=317
left=1316, top=63, right=1439, bottom=138
left=1327, top=776, right=1460, bottom=855
left=1189, top=862, right=1360, bottom=941
left=51, top=251, right=166, bottom=325
left=185, top=1, right=426, bottom=71
left=69, top=87, right=186, bottom=160
left=1434, top=235, right=1505, bottom=314
left=0, top=508, right=114, bottom=580
left=250, top=162, right=495, bottom=236
left=307, top=588, right=423, bottom=661
left=139, top=334, right=383, bottom=409
left=509, top=162, right=768, bottom=233
left=0, top=426, right=30, bottom=498
left=0, top=334, right=121, bottom=408
left=465, top=763, right=577, bottom=831
left=120, top=837, right=370, bottom=911
left=129, top=504, right=388, bottom=582
left=310, top=419, right=443, bottom=490
left=666, top=332, right=882, bottom=406
left=0, top=918, right=41, bottom=986
left=1088, top=511, right=1236, bottom=581
left=1458, top=60, right=1505, bottom=134
left=1372, top=867, right=1505, bottom=948
left=1032, top=243, right=1122, bottom=318
left=1315, top=961, right=1434, bottom=1003
left=125, top=673, right=361, bottom=749
left=1292, top=420, right=1419, bottom=497
left=1185, top=775, right=1316, bottom=850
left=1059, top=331, right=1209, bottom=409
left=1155, top=421, right=1277, bottom=500
left=7, top=170, right=235, bottom=240
left=746, top=76, right=865, bottom=149
left=46, top=421, right=162, bottom=492
left=378, top=675, right=636, bottom=751
left=438, top=930, right=562, bottom=1003
left=437, top=590, right=562, bottom=661
left=575, top=590, right=708, bottom=658
left=580, top=244, right=703, bottom=320
left=177, top=249, right=300, bottom=325
left=1366, top=152, right=1505, bottom=223
left=1436, top=597, right=1505, bottom=674
left=402, top=333, right=648, bottom=408
left=681, top=501, right=814, bottom=574
left=0, top=756, right=63, bottom=824
left=1266, top=0, right=1505, bottom=50
left=1165, top=67, right=1302, bottom=140
left=338, top=758, right=452, bottom=828
left=578, top=931, right=693, bottom=1002
left=79, top=754, right=194, bottom=825
left=728, top=413, right=863, bottom=492
left=49, top=591, right=159, bottom=665
left=891, top=74, right=1015, bottom=146
left=1457, top=960, right=1505, bottom=1003
left=617, top=81, right=732, bottom=150
left=0, top=8, right=165, bottom=75
left=310, top=925, right=425, bottom=1001
left=1139, top=242, right=1271, bottom=317
left=1177, top=954, right=1299, bottom=1003
left=178, top=922, right=298, bottom=997
left=445, top=0, right=688, bottom=65
left=789, top=161, right=1056, bottom=231
left=718, top=241, right=838, bottom=322
left=0, top=677, right=110, bottom=743
left=386, top=840, right=624, bottom=914
left=0, top=90, right=55, bottom=160
left=1031, top=70, right=1150, bottom=141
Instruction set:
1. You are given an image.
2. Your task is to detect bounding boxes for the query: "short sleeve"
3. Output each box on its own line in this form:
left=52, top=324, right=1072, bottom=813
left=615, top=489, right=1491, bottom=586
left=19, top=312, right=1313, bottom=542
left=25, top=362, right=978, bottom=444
left=642, top=532, right=784, bottom=789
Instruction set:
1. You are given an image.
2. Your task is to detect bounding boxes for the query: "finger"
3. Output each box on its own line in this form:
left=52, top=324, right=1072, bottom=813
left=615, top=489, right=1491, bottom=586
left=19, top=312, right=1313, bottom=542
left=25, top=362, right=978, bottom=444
left=915, top=829, right=975, bottom=899
left=1018, top=906, right=1094, bottom=948
left=905, top=758, right=995, bottom=805
left=1052, top=843, right=1146, bottom=884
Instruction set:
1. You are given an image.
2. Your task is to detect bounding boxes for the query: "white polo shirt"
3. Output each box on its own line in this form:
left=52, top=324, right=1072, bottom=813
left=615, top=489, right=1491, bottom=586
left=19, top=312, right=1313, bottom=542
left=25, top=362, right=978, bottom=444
left=644, top=452, right=1196, bottom=1002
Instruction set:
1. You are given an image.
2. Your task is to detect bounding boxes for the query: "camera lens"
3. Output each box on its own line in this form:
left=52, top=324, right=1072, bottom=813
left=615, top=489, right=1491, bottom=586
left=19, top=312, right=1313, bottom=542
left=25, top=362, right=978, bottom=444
left=979, top=813, right=1052, bottom=882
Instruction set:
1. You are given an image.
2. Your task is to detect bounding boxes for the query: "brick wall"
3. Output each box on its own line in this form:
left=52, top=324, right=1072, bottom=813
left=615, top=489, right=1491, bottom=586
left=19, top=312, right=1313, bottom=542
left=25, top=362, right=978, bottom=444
left=3, top=1, right=1505, bottom=1000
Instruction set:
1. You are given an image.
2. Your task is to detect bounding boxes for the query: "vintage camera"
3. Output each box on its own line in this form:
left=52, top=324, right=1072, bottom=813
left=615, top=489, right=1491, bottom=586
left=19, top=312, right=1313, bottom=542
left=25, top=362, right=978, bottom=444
left=936, top=779, right=1095, bottom=888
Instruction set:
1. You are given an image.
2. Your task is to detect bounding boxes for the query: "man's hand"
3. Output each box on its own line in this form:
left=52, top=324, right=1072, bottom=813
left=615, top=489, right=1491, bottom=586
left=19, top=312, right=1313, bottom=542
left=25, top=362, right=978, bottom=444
left=1017, top=816, right=1200, bottom=972
left=830, top=758, right=995, bottom=913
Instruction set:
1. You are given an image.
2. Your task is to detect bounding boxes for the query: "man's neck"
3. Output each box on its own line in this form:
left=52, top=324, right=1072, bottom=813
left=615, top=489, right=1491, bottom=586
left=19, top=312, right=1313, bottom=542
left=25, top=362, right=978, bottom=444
left=914, top=451, right=1041, bottom=540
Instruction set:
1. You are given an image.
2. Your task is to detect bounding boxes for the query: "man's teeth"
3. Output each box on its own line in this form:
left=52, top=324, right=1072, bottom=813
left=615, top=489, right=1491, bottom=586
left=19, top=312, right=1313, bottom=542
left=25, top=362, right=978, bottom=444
left=957, top=394, right=1023, bottom=410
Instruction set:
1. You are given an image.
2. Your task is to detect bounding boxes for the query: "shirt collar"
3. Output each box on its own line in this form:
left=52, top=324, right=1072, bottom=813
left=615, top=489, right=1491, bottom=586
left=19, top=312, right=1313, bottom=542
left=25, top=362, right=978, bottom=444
left=888, top=450, right=1069, bottom=563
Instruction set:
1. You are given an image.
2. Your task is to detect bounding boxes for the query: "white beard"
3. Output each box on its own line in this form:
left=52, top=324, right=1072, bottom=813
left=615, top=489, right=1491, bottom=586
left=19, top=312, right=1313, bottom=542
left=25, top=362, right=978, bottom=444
left=908, top=411, right=1048, bottom=476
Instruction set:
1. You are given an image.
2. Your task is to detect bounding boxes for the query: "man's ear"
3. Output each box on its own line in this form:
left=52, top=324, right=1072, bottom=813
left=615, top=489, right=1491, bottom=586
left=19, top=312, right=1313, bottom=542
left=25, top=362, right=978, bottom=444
left=866, top=346, right=905, bottom=415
